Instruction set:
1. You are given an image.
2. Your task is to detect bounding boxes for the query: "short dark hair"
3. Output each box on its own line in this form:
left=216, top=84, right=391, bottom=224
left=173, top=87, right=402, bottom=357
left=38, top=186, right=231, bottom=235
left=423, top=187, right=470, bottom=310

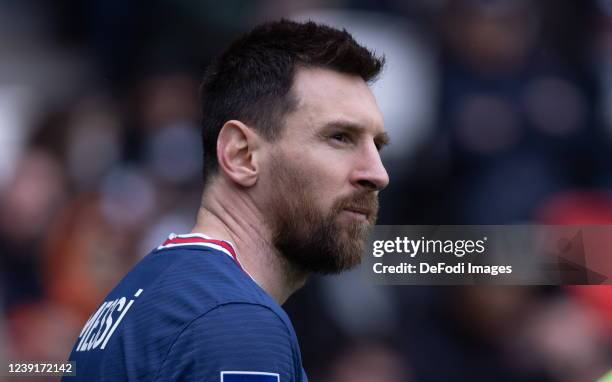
left=199, top=19, right=385, bottom=187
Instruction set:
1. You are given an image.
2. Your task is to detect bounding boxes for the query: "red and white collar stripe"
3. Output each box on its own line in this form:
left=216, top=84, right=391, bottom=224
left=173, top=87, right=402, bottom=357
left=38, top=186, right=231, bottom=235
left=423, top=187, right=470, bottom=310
left=158, top=233, right=243, bottom=269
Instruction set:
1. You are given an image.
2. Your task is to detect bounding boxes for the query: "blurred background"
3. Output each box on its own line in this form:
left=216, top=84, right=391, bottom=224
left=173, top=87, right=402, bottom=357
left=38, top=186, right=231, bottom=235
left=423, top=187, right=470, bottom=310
left=1, top=0, right=612, bottom=381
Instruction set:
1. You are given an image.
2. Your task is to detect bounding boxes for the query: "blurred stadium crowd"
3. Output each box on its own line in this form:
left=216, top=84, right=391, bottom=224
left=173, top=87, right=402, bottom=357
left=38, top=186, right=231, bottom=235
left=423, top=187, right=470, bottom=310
left=1, top=0, right=612, bottom=381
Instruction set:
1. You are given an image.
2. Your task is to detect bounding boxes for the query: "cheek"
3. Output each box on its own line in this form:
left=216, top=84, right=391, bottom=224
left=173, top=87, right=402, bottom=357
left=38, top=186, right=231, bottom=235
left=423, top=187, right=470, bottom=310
left=298, top=158, right=347, bottom=209
left=273, top=145, right=351, bottom=207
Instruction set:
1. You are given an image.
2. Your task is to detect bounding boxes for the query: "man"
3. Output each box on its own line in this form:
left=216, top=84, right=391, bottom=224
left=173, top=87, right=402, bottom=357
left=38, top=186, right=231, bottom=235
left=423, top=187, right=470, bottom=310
left=65, top=19, right=389, bottom=381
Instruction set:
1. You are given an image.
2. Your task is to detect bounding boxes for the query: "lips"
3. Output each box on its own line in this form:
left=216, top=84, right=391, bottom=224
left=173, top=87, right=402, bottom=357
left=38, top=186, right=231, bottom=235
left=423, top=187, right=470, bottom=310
left=343, top=207, right=372, bottom=218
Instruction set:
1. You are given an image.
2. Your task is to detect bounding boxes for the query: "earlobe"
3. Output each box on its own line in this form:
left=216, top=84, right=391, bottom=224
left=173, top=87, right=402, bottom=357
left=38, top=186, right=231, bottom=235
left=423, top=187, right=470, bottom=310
left=216, top=120, right=260, bottom=187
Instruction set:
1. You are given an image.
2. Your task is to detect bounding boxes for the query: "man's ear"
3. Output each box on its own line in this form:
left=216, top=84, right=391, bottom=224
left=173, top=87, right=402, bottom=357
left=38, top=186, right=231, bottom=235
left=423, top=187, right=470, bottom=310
left=216, top=120, right=262, bottom=187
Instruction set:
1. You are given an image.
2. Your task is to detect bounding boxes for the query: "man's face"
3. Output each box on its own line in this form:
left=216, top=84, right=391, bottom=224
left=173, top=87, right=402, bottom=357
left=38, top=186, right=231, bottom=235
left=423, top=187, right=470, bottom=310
left=258, top=67, right=389, bottom=274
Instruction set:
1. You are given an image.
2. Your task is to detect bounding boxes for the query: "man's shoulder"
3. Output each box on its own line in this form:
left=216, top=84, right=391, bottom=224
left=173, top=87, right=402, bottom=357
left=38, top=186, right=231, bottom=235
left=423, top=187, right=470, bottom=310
left=156, top=302, right=302, bottom=381
left=65, top=237, right=289, bottom=380
left=172, top=302, right=299, bottom=354
left=126, top=242, right=288, bottom=328
left=189, top=301, right=298, bottom=342
left=129, top=239, right=271, bottom=308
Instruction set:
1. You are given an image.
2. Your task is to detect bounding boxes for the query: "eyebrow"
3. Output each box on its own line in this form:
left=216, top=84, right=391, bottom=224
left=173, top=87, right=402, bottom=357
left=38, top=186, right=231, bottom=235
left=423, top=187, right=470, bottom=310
left=322, top=120, right=390, bottom=149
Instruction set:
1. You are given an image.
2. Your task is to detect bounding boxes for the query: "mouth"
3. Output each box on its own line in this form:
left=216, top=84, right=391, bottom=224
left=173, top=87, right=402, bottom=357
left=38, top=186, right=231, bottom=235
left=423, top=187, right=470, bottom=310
left=342, top=207, right=371, bottom=220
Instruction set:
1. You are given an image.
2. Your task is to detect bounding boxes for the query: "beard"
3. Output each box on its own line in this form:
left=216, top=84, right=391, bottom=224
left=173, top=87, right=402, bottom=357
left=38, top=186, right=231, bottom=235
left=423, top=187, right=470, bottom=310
left=266, top=155, right=379, bottom=275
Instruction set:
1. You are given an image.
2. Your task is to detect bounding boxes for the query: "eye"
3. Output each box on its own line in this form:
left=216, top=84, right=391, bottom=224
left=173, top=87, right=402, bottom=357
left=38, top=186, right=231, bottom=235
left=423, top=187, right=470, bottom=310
left=330, top=132, right=350, bottom=143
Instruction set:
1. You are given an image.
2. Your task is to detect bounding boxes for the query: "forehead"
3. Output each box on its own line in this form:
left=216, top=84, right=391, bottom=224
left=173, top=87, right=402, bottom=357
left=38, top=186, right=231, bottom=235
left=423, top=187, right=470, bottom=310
left=287, top=67, right=384, bottom=134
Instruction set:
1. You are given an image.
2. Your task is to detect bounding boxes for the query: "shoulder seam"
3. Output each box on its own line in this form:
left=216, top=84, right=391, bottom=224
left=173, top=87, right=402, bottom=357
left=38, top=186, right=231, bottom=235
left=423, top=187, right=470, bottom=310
left=153, top=301, right=295, bottom=382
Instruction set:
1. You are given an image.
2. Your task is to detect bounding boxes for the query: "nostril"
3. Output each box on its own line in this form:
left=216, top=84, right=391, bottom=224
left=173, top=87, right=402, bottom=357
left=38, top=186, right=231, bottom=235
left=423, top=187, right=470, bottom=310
left=357, top=179, right=378, bottom=191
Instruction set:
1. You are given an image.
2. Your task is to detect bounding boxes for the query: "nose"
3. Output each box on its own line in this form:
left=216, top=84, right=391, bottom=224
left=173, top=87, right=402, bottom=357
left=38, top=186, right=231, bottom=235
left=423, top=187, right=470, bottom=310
left=351, top=141, right=389, bottom=192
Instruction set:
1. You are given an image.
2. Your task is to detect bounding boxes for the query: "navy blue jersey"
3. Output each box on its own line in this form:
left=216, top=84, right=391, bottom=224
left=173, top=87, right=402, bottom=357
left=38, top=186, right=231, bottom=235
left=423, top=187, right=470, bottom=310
left=64, top=233, right=308, bottom=382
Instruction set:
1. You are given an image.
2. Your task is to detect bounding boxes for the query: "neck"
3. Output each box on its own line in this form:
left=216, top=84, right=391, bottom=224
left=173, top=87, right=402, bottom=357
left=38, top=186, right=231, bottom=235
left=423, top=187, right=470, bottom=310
left=191, top=178, right=308, bottom=305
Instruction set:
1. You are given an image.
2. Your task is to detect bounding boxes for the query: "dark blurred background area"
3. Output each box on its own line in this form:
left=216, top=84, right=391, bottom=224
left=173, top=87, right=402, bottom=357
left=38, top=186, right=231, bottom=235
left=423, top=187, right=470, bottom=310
left=1, top=0, right=612, bottom=381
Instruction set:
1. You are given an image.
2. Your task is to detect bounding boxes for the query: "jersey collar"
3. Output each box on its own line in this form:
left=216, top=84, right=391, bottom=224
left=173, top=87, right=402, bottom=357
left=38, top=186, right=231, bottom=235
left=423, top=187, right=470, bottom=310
left=158, top=233, right=242, bottom=270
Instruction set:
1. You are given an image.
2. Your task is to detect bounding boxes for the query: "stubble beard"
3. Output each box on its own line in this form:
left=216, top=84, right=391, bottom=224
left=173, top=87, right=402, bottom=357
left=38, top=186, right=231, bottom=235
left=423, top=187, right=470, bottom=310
left=267, top=156, right=379, bottom=275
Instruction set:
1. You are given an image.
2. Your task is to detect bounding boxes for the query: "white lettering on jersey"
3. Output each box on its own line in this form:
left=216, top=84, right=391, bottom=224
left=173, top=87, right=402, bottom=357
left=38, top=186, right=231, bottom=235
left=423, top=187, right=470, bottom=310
left=76, top=289, right=144, bottom=352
